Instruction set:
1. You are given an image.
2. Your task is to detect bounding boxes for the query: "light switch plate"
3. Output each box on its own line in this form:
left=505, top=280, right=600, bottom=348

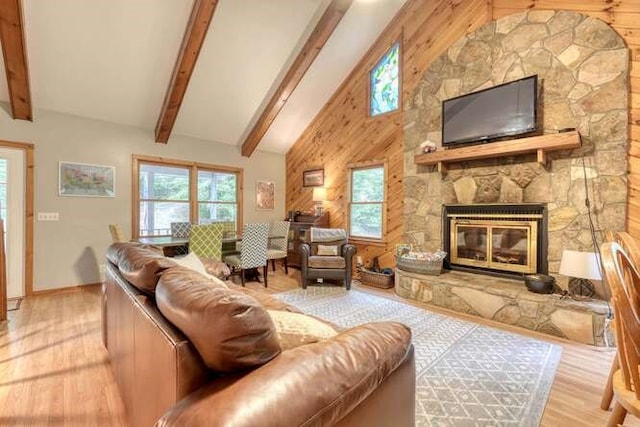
left=37, top=212, right=59, bottom=221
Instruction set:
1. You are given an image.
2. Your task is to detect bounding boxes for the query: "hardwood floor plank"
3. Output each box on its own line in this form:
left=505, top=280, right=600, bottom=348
left=0, top=270, right=636, bottom=426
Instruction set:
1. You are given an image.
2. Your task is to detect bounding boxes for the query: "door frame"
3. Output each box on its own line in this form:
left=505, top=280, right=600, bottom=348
left=0, top=140, right=34, bottom=296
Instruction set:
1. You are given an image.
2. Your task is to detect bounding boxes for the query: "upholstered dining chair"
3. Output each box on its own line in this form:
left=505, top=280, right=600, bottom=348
left=170, top=221, right=191, bottom=255
left=224, top=223, right=269, bottom=287
left=189, top=223, right=224, bottom=261
left=601, top=232, right=640, bottom=411
left=109, top=224, right=126, bottom=243
left=600, top=239, right=640, bottom=427
left=299, top=227, right=356, bottom=290
left=216, top=220, right=240, bottom=257
left=266, top=220, right=291, bottom=274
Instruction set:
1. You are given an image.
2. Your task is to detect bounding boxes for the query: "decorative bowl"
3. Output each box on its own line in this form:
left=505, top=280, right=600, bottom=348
left=524, top=274, right=555, bottom=294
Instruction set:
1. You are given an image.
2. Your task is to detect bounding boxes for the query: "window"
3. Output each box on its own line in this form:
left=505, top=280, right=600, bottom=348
left=369, top=41, right=400, bottom=117
left=134, top=156, right=242, bottom=238
left=349, top=164, right=385, bottom=240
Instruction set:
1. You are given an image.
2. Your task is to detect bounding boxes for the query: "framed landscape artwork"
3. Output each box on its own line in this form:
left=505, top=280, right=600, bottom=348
left=256, top=180, right=275, bottom=210
left=303, top=169, right=324, bottom=187
left=59, top=161, right=115, bottom=197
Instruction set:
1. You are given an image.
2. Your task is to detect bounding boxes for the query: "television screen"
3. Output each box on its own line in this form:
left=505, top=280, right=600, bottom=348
left=441, top=75, right=538, bottom=146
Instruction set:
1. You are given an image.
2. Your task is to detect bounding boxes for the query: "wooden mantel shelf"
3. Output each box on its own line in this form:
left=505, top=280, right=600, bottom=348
left=414, top=130, right=581, bottom=173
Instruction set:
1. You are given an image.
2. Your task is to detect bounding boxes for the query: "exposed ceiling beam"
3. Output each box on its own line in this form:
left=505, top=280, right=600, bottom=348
left=0, top=0, right=32, bottom=121
left=241, top=0, right=354, bottom=157
left=155, top=0, right=219, bottom=144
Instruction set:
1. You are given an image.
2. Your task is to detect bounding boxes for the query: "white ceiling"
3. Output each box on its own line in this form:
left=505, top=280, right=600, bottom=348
left=0, top=0, right=408, bottom=154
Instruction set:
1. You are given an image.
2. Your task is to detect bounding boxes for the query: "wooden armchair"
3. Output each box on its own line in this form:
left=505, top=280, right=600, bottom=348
left=299, top=228, right=356, bottom=290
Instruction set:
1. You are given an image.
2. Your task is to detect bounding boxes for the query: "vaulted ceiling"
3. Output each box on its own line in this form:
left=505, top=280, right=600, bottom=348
left=0, top=0, right=407, bottom=155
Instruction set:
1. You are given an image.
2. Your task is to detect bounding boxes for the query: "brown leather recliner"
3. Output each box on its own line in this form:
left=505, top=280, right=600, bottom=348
left=299, top=228, right=357, bottom=290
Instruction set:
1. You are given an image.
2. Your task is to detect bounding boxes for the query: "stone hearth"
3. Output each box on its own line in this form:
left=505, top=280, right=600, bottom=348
left=395, top=269, right=612, bottom=346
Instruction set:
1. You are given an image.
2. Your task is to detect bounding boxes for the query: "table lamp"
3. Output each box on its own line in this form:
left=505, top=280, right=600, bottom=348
left=559, top=250, right=602, bottom=299
left=312, top=187, right=327, bottom=216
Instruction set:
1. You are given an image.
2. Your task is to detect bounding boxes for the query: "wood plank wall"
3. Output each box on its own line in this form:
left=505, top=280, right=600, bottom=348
left=286, top=0, right=491, bottom=268
left=492, top=1, right=640, bottom=238
left=286, top=0, right=640, bottom=267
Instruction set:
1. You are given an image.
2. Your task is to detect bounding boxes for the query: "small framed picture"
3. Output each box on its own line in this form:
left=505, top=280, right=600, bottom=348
left=256, top=180, right=275, bottom=210
left=303, top=169, right=324, bottom=187
left=59, top=161, right=115, bottom=197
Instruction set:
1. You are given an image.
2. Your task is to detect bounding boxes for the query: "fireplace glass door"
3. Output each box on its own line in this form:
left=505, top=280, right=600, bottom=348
left=451, top=219, right=537, bottom=274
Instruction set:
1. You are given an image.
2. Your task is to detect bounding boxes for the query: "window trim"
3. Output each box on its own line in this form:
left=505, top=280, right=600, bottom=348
left=368, top=36, right=402, bottom=119
left=132, top=155, right=243, bottom=239
left=347, top=160, right=387, bottom=244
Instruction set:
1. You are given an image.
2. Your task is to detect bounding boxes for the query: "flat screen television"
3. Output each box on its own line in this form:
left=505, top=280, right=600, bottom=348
left=441, top=75, right=538, bottom=147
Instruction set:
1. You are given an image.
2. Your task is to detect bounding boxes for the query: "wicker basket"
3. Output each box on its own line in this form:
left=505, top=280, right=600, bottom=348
left=359, top=268, right=395, bottom=289
left=396, top=257, right=443, bottom=275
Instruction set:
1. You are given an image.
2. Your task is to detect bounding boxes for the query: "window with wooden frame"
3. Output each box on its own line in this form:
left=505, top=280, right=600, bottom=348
left=132, top=155, right=242, bottom=238
left=369, top=40, right=401, bottom=117
left=348, top=163, right=386, bottom=241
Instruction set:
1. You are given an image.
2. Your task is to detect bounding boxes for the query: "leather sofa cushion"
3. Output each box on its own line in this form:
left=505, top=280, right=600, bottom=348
left=156, top=266, right=281, bottom=373
left=156, top=322, right=413, bottom=427
left=107, top=242, right=175, bottom=294
left=267, top=310, right=338, bottom=350
left=309, top=255, right=346, bottom=269
left=230, top=284, right=302, bottom=313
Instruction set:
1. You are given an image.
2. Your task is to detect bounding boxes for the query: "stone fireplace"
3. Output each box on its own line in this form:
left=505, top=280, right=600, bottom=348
left=397, top=10, right=628, bottom=346
left=443, top=204, right=547, bottom=277
left=403, top=10, right=628, bottom=281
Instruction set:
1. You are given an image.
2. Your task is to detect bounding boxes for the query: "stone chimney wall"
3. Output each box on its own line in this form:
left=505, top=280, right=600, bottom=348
left=403, top=10, right=628, bottom=275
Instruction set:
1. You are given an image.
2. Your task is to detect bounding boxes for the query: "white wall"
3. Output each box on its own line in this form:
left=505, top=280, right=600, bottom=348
left=0, top=107, right=286, bottom=291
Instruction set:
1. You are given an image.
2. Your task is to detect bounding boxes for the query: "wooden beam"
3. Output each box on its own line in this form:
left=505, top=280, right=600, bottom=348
left=155, top=0, right=219, bottom=144
left=0, top=0, right=32, bottom=121
left=240, top=0, right=354, bottom=157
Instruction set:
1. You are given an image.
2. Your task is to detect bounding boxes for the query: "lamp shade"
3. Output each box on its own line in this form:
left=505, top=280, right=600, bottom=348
left=312, top=187, right=327, bottom=202
left=558, top=250, right=602, bottom=280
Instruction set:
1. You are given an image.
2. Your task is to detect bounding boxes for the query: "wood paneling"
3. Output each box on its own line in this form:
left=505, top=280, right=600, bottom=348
left=155, top=0, right=219, bottom=144
left=286, top=0, right=491, bottom=267
left=0, top=0, right=32, bottom=121
left=287, top=0, right=640, bottom=265
left=241, top=0, right=354, bottom=157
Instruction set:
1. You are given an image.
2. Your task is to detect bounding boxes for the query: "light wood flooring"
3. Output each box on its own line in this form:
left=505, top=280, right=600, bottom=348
left=0, top=269, right=635, bottom=426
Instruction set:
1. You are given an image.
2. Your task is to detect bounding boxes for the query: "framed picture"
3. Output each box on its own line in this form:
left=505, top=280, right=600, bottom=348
left=303, top=169, right=324, bottom=187
left=59, top=161, right=115, bottom=197
left=256, top=180, right=275, bottom=210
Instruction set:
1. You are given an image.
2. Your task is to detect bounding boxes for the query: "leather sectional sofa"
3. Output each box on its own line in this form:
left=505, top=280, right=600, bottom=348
left=103, top=242, right=415, bottom=426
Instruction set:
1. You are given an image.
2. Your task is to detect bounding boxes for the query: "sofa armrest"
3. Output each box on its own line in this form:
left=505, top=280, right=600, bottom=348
left=343, top=243, right=356, bottom=270
left=299, top=242, right=311, bottom=266
left=156, top=322, right=413, bottom=427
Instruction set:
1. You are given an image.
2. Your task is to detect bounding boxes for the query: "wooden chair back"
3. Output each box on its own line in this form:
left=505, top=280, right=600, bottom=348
left=600, top=241, right=640, bottom=400
left=109, top=224, right=126, bottom=243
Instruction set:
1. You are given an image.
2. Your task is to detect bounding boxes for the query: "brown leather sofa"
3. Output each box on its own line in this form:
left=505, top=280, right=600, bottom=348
left=103, top=242, right=415, bottom=427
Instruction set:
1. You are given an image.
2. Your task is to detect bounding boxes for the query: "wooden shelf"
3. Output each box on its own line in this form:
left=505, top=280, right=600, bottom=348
left=414, top=130, right=581, bottom=173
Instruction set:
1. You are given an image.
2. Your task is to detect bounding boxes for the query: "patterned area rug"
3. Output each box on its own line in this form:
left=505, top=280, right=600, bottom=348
left=276, top=287, right=562, bottom=427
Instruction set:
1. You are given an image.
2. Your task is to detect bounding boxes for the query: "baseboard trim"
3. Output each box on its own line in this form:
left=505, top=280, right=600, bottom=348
left=31, top=283, right=102, bottom=296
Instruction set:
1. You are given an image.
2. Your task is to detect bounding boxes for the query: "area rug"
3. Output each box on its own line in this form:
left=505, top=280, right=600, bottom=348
left=276, top=287, right=562, bottom=427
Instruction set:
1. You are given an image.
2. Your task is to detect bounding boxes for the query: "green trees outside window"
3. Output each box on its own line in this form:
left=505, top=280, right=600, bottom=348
left=138, top=162, right=239, bottom=237
left=350, top=165, right=385, bottom=239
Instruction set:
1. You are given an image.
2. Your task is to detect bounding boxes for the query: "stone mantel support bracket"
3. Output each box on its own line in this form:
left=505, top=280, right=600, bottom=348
left=414, top=130, right=581, bottom=176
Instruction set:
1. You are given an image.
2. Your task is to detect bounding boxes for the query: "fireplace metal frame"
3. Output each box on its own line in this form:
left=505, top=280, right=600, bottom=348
left=442, top=203, right=548, bottom=279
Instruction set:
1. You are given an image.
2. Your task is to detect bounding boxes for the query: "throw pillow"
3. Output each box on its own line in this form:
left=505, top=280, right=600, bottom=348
left=172, top=253, right=228, bottom=288
left=267, top=309, right=338, bottom=351
left=317, top=244, right=339, bottom=256
left=156, top=267, right=281, bottom=372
